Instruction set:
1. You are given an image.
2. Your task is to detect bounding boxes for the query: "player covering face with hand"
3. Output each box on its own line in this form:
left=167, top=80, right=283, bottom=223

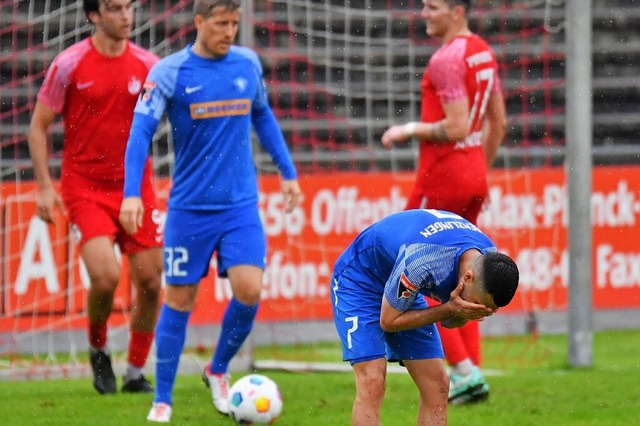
left=381, top=0, right=509, bottom=405
left=330, top=209, right=519, bottom=425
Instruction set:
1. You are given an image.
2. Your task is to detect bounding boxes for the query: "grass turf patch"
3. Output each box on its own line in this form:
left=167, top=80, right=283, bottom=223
left=1, top=330, right=639, bottom=425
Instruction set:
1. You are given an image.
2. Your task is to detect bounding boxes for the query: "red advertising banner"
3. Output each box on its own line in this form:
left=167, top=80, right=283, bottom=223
left=480, top=167, right=640, bottom=312
left=2, top=167, right=640, bottom=333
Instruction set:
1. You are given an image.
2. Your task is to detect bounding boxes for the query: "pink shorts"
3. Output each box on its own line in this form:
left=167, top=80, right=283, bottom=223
left=63, top=178, right=162, bottom=254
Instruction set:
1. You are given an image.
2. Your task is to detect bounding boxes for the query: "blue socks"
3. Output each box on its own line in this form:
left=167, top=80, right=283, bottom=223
left=152, top=299, right=258, bottom=403
left=154, top=304, right=190, bottom=405
left=208, top=298, right=258, bottom=374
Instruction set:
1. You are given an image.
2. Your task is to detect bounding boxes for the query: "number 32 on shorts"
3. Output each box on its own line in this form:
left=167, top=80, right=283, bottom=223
left=165, top=246, right=188, bottom=277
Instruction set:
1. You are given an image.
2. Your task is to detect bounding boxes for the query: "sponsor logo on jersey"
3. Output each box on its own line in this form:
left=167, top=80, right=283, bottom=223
left=397, top=272, right=418, bottom=299
left=128, top=77, right=142, bottom=95
left=140, top=81, right=156, bottom=102
left=189, top=99, right=251, bottom=119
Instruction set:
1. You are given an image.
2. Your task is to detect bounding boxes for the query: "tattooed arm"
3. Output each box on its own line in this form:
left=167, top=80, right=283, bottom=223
left=381, top=99, right=470, bottom=148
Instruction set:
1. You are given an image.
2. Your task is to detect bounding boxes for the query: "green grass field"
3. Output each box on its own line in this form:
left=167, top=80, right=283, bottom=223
left=1, top=330, right=639, bottom=425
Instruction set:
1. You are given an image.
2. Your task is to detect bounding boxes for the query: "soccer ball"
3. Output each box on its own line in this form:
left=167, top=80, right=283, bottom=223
left=228, top=374, right=283, bottom=425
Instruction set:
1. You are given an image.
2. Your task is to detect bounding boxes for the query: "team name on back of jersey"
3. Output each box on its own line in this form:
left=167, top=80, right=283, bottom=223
left=466, top=50, right=492, bottom=68
left=189, top=99, right=251, bottom=119
left=419, top=220, right=481, bottom=238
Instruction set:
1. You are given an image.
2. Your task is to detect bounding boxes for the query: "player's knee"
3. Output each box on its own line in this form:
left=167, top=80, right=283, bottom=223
left=164, top=284, right=198, bottom=312
left=88, top=268, right=120, bottom=294
left=231, top=280, right=262, bottom=305
left=134, top=270, right=162, bottom=296
left=233, top=288, right=261, bottom=306
left=134, top=280, right=161, bottom=308
left=424, top=368, right=449, bottom=403
left=227, top=265, right=264, bottom=305
left=356, top=372, right=386, bottom=401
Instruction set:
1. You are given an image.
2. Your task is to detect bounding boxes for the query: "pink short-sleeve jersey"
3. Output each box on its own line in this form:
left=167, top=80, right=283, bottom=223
left=421, top=33, right=502, bottom=133
left=38, top=38, right=158, bottom=192
left=411, top=34, right=502, bottom=202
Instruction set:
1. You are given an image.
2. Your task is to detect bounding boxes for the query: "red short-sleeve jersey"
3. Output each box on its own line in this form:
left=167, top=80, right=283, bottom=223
left=412, top=34, right=502, bottom=204
left=38, top=38, right=158, bottom=193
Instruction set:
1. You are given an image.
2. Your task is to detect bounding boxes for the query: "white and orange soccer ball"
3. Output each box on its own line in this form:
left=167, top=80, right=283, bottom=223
left=228, top=374, right=283, bottom=425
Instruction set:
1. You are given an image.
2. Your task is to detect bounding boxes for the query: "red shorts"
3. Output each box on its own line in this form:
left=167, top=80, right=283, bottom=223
left=62, top=177, right=162, bottom=254
left=409, top=147, right=488, bottom=223
left=405, top=187, right=486, bottom=225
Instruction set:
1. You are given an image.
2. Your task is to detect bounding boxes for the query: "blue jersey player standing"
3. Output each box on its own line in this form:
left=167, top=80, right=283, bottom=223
left=119, top=0, right=300, bottom=422
left=330, top=209, right=519, bottom=425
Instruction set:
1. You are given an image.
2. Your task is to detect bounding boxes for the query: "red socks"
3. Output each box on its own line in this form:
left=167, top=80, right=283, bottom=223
left=128, top=330, right=155, bottom=368
left=437, top=320, right=481, bottom=366
left=90, top=323, right=154, bottom=369
left=89, top=322, right=107, bottom=349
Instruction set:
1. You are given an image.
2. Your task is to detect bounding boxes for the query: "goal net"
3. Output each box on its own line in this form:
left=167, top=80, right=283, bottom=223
left=0, top=0, right=200, bottom=378
left=247, top=0, right=566, bottom=370
left=1, top=0, right=564, bottom=378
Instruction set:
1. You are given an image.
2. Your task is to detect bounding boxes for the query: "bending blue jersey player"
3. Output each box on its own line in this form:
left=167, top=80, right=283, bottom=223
left=119, top=0, right=301, bottom=422
left=330, top=209, right=519, bottom=425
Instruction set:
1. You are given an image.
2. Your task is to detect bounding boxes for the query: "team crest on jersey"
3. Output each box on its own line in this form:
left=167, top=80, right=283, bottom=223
left=139, top=81, right=156, bottom=102
left=234, top=77, right=248, bottom=92
left=128, top=77, right=142, bottom=95
left=397, top=272, right=418, bottom=299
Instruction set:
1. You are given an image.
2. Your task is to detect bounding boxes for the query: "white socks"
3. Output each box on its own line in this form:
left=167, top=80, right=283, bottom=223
left=89, top=345, right=109, bottom=356
left=451, top=358, right=474, bottom=376
left=124, top=365, right=143, bottom=382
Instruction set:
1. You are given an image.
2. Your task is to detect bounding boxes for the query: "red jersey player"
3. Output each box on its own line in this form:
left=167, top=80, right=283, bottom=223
left=27, top=0, right=163, bottom=395
left=381, top=0, right=507, bottom=405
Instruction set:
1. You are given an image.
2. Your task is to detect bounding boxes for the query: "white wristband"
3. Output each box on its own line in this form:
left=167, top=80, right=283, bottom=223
left=404, top=122, right=418, bottom=137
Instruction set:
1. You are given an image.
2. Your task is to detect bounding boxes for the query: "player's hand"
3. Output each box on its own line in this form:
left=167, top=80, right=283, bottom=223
left=281, top=179, right=301, bottom=214
left=36, top=186, right=66, bottom=223
left=119, top=196, right=144, bottom=235
left=445, top=282, right=494, bottom=321
left=381, top=124, right=411, bottom=149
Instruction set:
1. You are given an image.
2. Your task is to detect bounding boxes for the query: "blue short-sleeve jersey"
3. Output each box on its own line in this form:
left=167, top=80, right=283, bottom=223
left=124, top=45, right=297, bottom=210
left=333, top=209, right=497, bottom=312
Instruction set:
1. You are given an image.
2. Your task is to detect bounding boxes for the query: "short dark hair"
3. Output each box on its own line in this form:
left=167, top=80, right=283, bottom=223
left=446, top=0, right=471, bottom=13
left=480, top=252, right=519, bottom=308
left=83, top=0, right=100, bottom=20
left=193, top=0, right=240, bottom=18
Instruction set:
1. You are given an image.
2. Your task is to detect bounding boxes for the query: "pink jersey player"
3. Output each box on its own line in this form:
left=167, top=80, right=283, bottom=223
left=37, top=37, right=161, bottom=250
left=28, top=0, right=164, bottom=396
left=410, top=33, right=503, bottom=220
left=39, top=38, right=157, bottom=188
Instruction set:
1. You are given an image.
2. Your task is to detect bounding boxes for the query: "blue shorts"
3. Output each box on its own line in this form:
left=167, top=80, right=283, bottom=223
left=163, top=206, right=266, bottom=285
left=330, top=272, right=443, bottom=365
